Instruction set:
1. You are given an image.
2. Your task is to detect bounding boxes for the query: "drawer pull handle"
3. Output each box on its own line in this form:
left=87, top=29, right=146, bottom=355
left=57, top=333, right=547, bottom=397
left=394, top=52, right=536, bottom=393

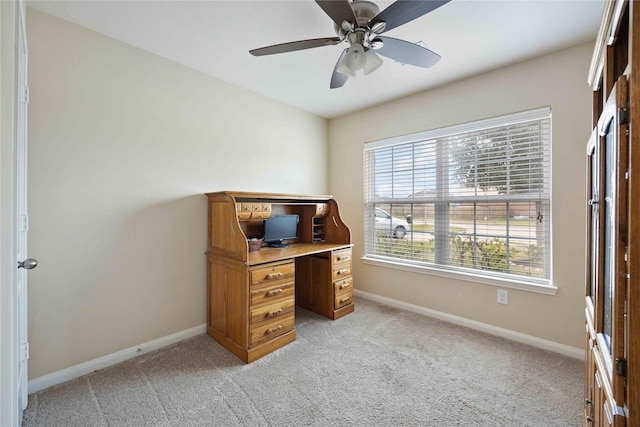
left=337, top=269, right=349, bottom=275
left=340, top=297, right=351, bottom=303
left=267, top=325, right=283, bottom=334
left=340, top=282, right=351, bottom=289
left=269, top=309, right=283, bottom=317
left=336, top=256, right=349, bottom=261
left=267, top=289, right=283, bottom=297
left=266, top=272, right=283, bottom=280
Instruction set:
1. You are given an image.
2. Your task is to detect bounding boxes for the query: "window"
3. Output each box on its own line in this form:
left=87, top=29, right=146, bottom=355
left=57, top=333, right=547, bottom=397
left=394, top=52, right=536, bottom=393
left=363, top=107, right=552, bottom=289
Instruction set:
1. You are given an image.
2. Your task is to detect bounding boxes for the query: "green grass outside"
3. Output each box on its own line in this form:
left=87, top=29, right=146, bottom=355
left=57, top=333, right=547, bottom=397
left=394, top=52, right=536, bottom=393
left=373, top=233, right=545, bottom=279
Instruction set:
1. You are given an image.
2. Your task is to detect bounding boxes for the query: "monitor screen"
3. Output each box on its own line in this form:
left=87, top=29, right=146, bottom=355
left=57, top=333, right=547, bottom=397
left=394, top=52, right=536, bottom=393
left=263, top=214, right=299, bottom=248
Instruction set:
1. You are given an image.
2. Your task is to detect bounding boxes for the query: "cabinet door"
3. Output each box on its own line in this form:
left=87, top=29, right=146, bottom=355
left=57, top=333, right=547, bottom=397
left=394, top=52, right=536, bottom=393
left=588, top=76, right=628, bottom=426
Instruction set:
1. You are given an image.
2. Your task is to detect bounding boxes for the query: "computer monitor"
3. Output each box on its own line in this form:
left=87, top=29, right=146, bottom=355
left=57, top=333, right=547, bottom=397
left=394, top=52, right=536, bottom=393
left=263, top=214, right=299, bottom=248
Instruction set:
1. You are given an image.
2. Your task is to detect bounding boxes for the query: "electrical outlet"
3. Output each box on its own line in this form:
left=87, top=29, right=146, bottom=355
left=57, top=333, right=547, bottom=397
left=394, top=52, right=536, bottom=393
left=497, top=289, right=508, bottom=305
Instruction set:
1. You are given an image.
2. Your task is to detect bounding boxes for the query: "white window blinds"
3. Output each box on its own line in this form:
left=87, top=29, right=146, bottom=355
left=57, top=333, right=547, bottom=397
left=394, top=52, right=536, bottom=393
left=364, top=107, right=552, bottom=285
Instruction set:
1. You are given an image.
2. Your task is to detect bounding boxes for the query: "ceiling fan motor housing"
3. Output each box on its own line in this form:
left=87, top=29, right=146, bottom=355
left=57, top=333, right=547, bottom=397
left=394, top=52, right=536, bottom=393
left=351, top=1, right=380, bottom=26
left=334, top=0, right=382, bottom=46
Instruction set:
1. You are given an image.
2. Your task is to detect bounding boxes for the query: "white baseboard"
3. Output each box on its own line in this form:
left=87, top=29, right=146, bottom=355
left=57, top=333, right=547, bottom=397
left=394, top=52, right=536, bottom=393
left=354, top=289, right=584, bottom=360
left=28, top=323, right=207, bottom=394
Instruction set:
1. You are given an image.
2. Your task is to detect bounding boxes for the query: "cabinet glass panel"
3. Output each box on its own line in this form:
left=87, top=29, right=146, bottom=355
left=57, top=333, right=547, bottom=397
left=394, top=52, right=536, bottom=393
left=602, top=122, right=614, bottom=352
left=588, top=143, right=598, bottom=304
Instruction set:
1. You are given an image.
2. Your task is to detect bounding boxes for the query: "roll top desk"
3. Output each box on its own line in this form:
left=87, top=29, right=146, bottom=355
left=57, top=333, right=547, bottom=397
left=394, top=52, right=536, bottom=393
left=205, top=191, right=354, bottom=363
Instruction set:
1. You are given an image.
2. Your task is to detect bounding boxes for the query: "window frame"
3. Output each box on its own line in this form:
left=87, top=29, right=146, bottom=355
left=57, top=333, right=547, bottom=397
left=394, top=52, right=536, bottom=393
left=362, top=107, right=556, bottom=295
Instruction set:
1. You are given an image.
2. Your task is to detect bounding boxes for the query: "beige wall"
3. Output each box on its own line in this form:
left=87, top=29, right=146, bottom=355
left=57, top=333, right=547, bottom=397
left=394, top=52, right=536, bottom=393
left=27, top=9, right=329, bottom=379
left=328, top=42, right=593, bottom=349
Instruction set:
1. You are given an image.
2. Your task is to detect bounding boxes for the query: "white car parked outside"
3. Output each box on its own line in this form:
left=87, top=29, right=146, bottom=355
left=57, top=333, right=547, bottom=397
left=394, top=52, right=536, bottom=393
left=375, top=208, right=409, bottom=238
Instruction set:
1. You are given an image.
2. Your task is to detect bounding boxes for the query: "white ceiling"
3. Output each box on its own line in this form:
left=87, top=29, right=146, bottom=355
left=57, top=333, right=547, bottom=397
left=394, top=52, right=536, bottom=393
left=27, top=0, right=605, bottom=119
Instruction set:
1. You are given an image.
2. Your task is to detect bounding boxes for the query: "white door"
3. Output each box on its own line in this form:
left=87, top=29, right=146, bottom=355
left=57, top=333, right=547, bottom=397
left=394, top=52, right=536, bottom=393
left=15, top=0, right=33, bottom=417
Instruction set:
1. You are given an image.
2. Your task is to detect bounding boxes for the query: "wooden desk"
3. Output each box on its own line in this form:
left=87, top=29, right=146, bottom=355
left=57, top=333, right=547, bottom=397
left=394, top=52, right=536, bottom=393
left=205, top=191, right=354, bottom=363
left=248, top=242, right=349, bottom=264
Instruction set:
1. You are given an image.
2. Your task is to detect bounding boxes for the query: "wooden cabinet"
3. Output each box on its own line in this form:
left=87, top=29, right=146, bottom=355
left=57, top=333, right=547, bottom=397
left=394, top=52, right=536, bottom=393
left=249, top=260, right=295, bottom=345
left=332, top=248, right=353, bottom=309
left=206, top=191, right=353, bottom=363
left=584, top=2, right=639, bottom=425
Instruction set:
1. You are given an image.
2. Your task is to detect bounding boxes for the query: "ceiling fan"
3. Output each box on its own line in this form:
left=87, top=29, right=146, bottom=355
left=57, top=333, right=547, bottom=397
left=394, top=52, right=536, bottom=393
left=249, top=0, right=450, bottom=89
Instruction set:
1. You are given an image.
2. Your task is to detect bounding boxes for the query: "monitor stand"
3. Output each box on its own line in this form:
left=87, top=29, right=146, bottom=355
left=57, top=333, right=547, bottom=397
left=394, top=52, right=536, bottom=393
left=269, top=242, right=289, bottom=248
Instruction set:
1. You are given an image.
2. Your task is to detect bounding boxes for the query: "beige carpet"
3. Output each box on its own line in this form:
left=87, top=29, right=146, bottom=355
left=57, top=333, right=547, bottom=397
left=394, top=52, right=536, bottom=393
left=23, top=297, right=583, bottom=426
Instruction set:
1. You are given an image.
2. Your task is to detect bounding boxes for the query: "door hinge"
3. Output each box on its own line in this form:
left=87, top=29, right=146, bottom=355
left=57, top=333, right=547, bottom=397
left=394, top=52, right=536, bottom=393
left=619, top=103, right=629, bottom=125
left=615, top=358, right=627, bottom=377
left=20, top=214, right=29, bottom=232
left=19, top=342, right=29, bottom=362
left=22, top=85, right=29, bottom=104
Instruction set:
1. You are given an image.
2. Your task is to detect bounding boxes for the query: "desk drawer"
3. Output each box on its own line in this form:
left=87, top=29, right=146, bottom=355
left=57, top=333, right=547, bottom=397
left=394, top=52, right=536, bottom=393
left=315, top=203, right=329, bottom=217
left=250, top=261, right=295, bottom=287
left=239, top=203, right=253, bottom=220
left=332, top=264, right=352, bottom=282
left=334, top=277, right=352, bottom=293
left=235, top=203, right=272, bottom=220
left=250, top=281, right=294, bottom=307
left=332, top=248, right=352, bottom=265
left=236, top=203, right=252, bottom=220
left=334, top=287, right=353, bottom=309
left=251, top=203, right=271, bottom=219
left=250, top=314, right=295, bottom=345
left=250, top=297, right=295, bottom=325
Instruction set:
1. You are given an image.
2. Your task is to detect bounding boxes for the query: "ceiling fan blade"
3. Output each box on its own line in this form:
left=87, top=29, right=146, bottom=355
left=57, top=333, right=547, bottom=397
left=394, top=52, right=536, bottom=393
left=250, top=37, right=341, bottom=56
left=375, top=36, right=441, bottom=68
left=370, top=0, right=450, bottom=33
left=315, top=0, right=357, bottom=29
left=330, top=49, right=349, bottom=89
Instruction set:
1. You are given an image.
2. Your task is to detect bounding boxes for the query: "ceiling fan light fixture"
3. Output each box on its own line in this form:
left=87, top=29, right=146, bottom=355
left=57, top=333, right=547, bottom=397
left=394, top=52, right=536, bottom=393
left=336, top=60, right=356, bottom=77
left=342, top=42, right=366, bottom=73
left=363, top=49, right=383, bottom=75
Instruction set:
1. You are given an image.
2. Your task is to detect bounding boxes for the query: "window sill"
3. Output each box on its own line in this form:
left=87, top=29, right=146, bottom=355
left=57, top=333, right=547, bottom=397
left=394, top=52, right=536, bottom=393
left=360, top=256, right=558, bottom=296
